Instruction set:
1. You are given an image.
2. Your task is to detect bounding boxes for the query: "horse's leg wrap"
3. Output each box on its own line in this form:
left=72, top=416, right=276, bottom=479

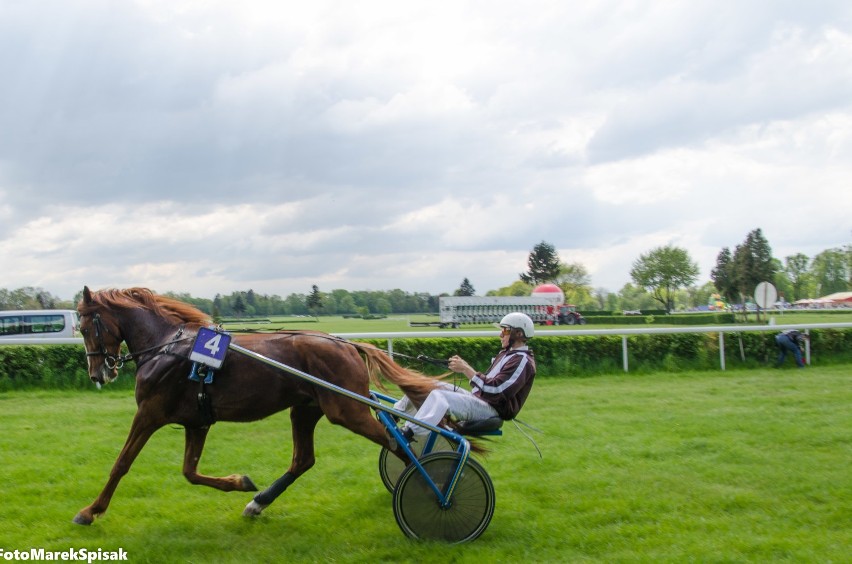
left=252, top=472, right=297, bottom=506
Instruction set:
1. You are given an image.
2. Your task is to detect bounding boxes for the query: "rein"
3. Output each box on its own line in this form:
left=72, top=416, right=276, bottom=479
left=228, top=329, right=451, bottom=370
left=385, top=351, right=450, bottom=369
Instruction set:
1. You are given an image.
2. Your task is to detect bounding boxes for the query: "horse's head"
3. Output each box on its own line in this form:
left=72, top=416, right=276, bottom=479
left=78, top=286, right=125, bottom=386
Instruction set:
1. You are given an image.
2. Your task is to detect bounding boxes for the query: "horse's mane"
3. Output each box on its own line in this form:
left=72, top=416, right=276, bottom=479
left=81, top=287, right=212, bottom=326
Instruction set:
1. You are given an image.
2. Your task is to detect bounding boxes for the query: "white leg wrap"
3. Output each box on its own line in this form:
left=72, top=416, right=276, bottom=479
left=242, top=499, right=267, bottom=517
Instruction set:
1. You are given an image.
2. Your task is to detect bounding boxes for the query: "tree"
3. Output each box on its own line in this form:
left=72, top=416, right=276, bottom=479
left=306, top=285, right=323, bottom=317
left=454, top=278, right=476, bottom=296
left=771, top=258, right=793, bottom=304
left=284, top=293, right=308, bottom=315
left=35, top=289, right=56, bottom=309
left=321, top=295, right=338, bottom=315
left=592, top=287, right=611, bottom=310
left=603, top=290, right=620, bottom=311
left=616, top=283, right=658, bottom=311
left=331, top=290, right=358, bottom=314
left=630, top=245, right=699, bottom=313
left=374, top=297, right=392, bottom=315
left=731, top=228, right=776, bottom=304
left=0, top=286, right=64, bottom=310
left=784, top=253, right=812, bottom=301
left=711, top=247, right=737, bottom=304
left=232, top=295, right=246, bottom=318
left=487, top=281, right=533, bottom=296
left=811, top=248, right=849, bottom=295
left=555, top=262, right=594, bottom=308
left=847, top=243, right=852, bottom=289
left=520, top=241, right=561, bottom=285
left=687, top=281, right=716, bottom=310
left=555, top=262, right=591, bottom=291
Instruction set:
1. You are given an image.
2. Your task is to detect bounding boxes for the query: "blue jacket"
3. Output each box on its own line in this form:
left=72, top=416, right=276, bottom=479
left=778, top=330, right=804, bottom=346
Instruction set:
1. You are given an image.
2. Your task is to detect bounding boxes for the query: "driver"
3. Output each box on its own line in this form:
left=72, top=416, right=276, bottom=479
left=396, top=312, right=537, bottom=441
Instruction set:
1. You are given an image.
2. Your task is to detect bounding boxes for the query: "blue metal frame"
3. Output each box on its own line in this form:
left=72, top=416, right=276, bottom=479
left=227, top=342, right=475, bottom=509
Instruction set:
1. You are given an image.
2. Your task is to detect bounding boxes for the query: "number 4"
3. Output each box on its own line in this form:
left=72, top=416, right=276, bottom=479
left=204, top=334, right=222, bottom=357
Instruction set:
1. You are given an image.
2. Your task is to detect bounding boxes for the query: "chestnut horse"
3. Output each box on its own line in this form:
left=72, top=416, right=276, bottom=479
left=73, top=286, right=441, bottom=525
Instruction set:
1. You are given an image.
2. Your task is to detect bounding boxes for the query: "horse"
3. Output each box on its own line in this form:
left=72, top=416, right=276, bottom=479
left=72, top=286, right=445, bottom=526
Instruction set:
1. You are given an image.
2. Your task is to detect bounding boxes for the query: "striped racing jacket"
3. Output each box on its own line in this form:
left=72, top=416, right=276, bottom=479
left=470, top=346, right=536, bottom=420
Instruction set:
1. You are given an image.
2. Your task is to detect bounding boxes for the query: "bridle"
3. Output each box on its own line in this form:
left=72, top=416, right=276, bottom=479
left=83, top=312, right=190, bottom=370
left=83, top=313, right=131, bottom=370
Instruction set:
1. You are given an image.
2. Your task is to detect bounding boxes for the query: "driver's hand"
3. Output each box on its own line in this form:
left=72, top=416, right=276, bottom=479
left=448, top=355, right=475, bottom=378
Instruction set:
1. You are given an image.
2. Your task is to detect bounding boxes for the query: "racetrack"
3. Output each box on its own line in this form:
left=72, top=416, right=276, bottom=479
left=1, top=366, right=848, bottom=562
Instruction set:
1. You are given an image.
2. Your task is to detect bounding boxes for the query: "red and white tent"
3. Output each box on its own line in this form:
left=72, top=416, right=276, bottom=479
left=821, top=292, right=852, bottom=303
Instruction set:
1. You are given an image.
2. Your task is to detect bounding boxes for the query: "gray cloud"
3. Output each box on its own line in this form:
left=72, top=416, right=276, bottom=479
left=1, top=1, right=850, bottom=299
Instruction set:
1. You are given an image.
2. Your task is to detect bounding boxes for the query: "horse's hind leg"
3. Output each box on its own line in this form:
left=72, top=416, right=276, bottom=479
left=323, top=396, right=404, bottom=456
left=182, top=426, right=258, bottom=492
left=323, top=399, right=423, bottom=483
left=243, top=404, right=324, bottom=517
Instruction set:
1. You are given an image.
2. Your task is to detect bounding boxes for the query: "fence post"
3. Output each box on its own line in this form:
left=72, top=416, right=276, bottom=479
left=622, top=335, right=628, bottom=372
left=719, top=332, right=726, bottom=371
left=804, top=329, right=810, bottom=365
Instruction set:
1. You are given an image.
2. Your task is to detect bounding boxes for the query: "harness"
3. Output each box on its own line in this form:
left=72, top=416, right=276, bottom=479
left=189, top=363, right=217, bottom=426
left=84, top=314, right=216, bottom=425
left=84, top=313, right=191, bottom=370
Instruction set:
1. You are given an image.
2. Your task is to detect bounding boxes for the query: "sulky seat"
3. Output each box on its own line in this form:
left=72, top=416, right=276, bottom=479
left=456, top=416, right=504, bottom=435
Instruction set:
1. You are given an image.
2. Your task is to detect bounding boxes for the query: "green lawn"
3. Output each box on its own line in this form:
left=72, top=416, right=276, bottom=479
left=0, top=366, right=849, bottom=562
left=221, top=311, right=852, bottom=334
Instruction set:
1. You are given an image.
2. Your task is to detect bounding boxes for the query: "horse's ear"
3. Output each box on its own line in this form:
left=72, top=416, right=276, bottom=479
left=83, top=286, right=93, bottom=304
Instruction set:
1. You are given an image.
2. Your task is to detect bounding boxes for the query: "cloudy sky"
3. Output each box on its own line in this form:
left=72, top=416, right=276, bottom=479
left=1, top=0, right=850, bottom=301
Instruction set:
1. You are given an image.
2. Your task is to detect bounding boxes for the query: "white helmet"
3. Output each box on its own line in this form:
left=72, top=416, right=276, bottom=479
left=500, top=312, right=535, bottom=338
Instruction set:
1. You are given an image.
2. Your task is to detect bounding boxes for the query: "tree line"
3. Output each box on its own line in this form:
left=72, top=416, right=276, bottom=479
left=507, top=231, right=849, bottom=313
left=0, top=286, right=440, bottom=318
left=2, top=228, right=848, bottom=316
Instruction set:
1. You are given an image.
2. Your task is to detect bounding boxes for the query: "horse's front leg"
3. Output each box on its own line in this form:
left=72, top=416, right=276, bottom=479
left=182, top=426, right=258, bottom=492
left=72, top=412, right=160, bottom=525
left=243, top=404, right=323, bottom=517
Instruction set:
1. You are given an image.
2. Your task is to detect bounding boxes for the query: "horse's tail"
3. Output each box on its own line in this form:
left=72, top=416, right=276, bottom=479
left=355, top=342, right=442, bottom=407
left=354, top=343, right=488, bottom=454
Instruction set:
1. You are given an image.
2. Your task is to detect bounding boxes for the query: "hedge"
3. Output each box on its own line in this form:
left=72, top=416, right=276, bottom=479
left=373, top=329, right=852, bottom=376
left=0, top=345, right=135, bottom=391
left=583, top=313, right=735, bottom=325
left=580, top=309, right=669, bottom=317
left=3, top=328, right=851, bottom=390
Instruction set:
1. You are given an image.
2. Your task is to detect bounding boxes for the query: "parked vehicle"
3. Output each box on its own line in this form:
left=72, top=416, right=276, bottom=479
left=554, top=304, right=586, bottom=325
left=436, top=296, right=586, bottom=327
left=0, top=310, right=80, bottom=338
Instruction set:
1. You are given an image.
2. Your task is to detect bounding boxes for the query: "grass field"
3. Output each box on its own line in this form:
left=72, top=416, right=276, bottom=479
left=1, top=366, right=849, bottom=562
left=221, top=311, right=852, bottom=333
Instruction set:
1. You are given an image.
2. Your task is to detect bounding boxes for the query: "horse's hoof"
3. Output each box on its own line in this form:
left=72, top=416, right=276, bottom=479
left=72, top=513, right=93, bottom=526
left=384, top=429, right=398, bottom=451
left=242, top=475, right=258, bottom=491
left=242, top=500, right=267, bottom=517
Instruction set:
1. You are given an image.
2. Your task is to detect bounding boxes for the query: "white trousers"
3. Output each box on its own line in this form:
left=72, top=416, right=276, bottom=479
left=395, top=382, right=499, bottom=438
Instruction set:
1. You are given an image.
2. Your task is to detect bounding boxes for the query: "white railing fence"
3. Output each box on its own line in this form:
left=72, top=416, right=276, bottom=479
left=333, top=322, right=852, bottom=372
left=2, top=322, right=851, bottom=372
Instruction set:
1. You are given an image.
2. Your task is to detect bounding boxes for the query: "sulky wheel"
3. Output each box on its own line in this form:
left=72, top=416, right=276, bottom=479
left=378, top=435, right=453, bottom=493
left=392, top=452, right=495, bottom=543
